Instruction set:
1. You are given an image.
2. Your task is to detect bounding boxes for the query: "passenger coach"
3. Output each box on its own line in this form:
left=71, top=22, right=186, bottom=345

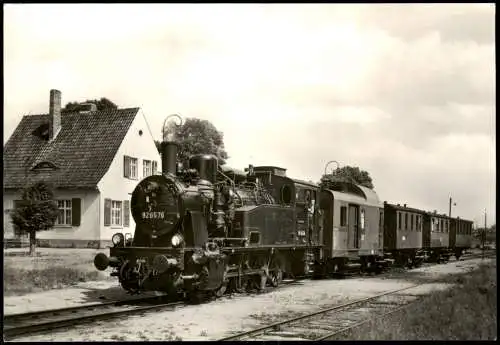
left=383, top=202, right=426, bottom=267
left=316, top=179, right=385, bottom=275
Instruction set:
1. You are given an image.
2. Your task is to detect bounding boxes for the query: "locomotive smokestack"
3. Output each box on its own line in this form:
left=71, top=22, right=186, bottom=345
left=161, top=142, right=178, bottom=175
left=161, top=114, right=183, bottom=176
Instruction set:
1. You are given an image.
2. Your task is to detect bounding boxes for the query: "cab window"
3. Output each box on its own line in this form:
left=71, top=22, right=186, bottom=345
left=340, top=206, right=347, bottom=226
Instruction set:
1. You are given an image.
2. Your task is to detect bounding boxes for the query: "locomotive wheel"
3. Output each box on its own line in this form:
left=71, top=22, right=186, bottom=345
left=247, top=274, right=267, bottom=292
left=215, top=283, right=227, bottom=298
left=187, top=290, right=211, bottom=304
left=230, top=275, right=247, bottom=294
left=256, top=273, right=267, bottom=291
left=270, top=269, right=283, bottom=287
left=215, top=266, right=229, bottom=297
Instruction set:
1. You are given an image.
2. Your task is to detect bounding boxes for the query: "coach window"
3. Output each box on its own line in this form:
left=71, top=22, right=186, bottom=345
left=340, top=206, right=347, bottom=226
left=397, top=212, right=401, bottom=230
left=360, top=209, right=365, bottom=229
left=410, top=214, right=414, bottom=231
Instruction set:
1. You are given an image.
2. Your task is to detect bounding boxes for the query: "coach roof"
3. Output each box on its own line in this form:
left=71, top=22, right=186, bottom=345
left=323, top=181, right=382, bottom=208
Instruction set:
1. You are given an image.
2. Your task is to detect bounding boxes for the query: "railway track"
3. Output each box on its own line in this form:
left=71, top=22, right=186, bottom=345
left=3, top=295, right=183, bottom=340
left=218, top=284, right=423, bottom=341
left=4, top=252, right=493, bottom=341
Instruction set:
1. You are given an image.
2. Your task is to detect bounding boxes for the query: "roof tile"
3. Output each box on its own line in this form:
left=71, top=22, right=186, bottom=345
left=4, top=108, right=139, bottom=190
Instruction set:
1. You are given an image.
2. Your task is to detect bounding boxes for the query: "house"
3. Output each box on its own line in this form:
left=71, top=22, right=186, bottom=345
left=3, top=89, right=161, bottom=248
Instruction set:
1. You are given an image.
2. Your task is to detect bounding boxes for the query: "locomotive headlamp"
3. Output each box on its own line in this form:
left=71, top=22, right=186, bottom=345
left=112, top=233, right=124, bottom=246
left=171, top=234, right=184, bottom=247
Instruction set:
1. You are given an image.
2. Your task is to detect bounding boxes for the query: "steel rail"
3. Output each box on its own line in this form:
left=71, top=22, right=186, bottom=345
left=315, top=303, right=412, bottom=340
left=4, top=294, right=166, bottom=321
left=4, top=299, right=183, bottom=340
left=218, top=284, right=419, bottom=341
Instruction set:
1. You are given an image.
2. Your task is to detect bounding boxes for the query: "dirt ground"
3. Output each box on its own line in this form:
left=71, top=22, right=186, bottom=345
left=7, top=257, right=493, bottom=342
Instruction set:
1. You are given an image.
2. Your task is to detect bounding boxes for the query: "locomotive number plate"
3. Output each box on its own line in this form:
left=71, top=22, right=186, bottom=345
left=142, top=211, right=165, bottom=219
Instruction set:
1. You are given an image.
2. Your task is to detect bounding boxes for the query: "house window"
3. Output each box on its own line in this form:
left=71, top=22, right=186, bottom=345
left=143, top=159, right=152, bottom=178
left=56, top=200, right=72, bottom=225
left=124, top=156, right=138, bottom=179
left=152, top=161, right=158, bottom=174
left=340, top=206, right=347, bottom=226
left=111, top=201, right=122, bottom=226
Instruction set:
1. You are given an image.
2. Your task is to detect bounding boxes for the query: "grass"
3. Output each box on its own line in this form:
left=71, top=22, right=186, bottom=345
left=334, top=261, right=497, bottom=340
left=4, top=247, right=113, bottom=296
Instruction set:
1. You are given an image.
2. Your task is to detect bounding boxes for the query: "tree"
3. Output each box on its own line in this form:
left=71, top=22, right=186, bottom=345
left=10, top=181, right=60, bottom=256
left=155, top=117, right=229, bottom=166
left=62, top=97, right=118, bottom=113
left=320, top=166, right=375, bottom=189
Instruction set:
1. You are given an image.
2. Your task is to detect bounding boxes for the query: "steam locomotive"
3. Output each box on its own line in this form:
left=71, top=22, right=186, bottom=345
left=94, top=116, right=474, bottom=297
left=94, top=118, right=323, bottom=297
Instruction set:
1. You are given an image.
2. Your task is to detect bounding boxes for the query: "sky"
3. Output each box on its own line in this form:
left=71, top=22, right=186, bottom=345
left=4, top=4, right=496, bottom=227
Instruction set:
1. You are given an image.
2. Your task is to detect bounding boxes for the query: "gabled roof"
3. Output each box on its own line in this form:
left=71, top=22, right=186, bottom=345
left=4, top=108, right=140, bottom=190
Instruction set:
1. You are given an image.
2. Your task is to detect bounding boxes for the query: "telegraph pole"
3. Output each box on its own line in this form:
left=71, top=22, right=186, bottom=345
left=482, top=209, right=487, bottom=259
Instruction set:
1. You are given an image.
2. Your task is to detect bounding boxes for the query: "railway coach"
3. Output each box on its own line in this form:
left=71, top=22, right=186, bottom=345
left=314, top=178, right=386, bottom=276
left=423, top=211, right=452, bottom=262
left=382, top=202, right=426, bottom=267
left=450, top=217, right=473, bottom=260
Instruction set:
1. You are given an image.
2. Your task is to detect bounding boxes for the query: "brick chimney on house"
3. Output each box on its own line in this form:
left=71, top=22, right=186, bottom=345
left=48, top=89, right=62, bottom=141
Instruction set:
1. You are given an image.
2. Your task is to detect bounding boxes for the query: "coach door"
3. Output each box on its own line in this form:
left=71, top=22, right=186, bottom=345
left=348, top=204, right=360, bottom=249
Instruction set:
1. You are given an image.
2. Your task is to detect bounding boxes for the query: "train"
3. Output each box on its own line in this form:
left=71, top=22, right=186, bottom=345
left=93, top=116, right=474, bottom=298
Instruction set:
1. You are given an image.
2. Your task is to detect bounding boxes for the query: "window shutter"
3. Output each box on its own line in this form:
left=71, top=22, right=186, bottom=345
left=123, top=200, right=130, bottom=227
left=124, top=156, right=129, bottom=178
left=104, top=198, right=111, bottom=226
left=71, top=198, right=81, bottom=226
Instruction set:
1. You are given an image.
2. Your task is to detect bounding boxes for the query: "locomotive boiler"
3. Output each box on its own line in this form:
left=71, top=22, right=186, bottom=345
left=94, top=115, right=322, bottom=298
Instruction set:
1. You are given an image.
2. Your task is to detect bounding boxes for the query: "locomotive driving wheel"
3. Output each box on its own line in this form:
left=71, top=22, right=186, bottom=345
left=269, top=256, right=283, bottom=287
left=119, top=260, right=141, bottom=294
left=270, top=268, right=283, bottom=287
left=249, top=273, right=267, bottom=292
left=214, top=266, right=229, bottom=298
left=230, top=267, right=247, bottom=294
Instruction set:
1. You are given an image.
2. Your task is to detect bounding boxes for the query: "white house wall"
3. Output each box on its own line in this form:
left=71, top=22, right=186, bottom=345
left=97, top=111, right=161, bottom=242
left=3, top=190, right=100, bottom=245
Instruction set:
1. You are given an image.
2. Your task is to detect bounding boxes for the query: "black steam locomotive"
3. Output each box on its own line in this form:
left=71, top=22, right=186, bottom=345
left=94, top=117, right=322, bottom=297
